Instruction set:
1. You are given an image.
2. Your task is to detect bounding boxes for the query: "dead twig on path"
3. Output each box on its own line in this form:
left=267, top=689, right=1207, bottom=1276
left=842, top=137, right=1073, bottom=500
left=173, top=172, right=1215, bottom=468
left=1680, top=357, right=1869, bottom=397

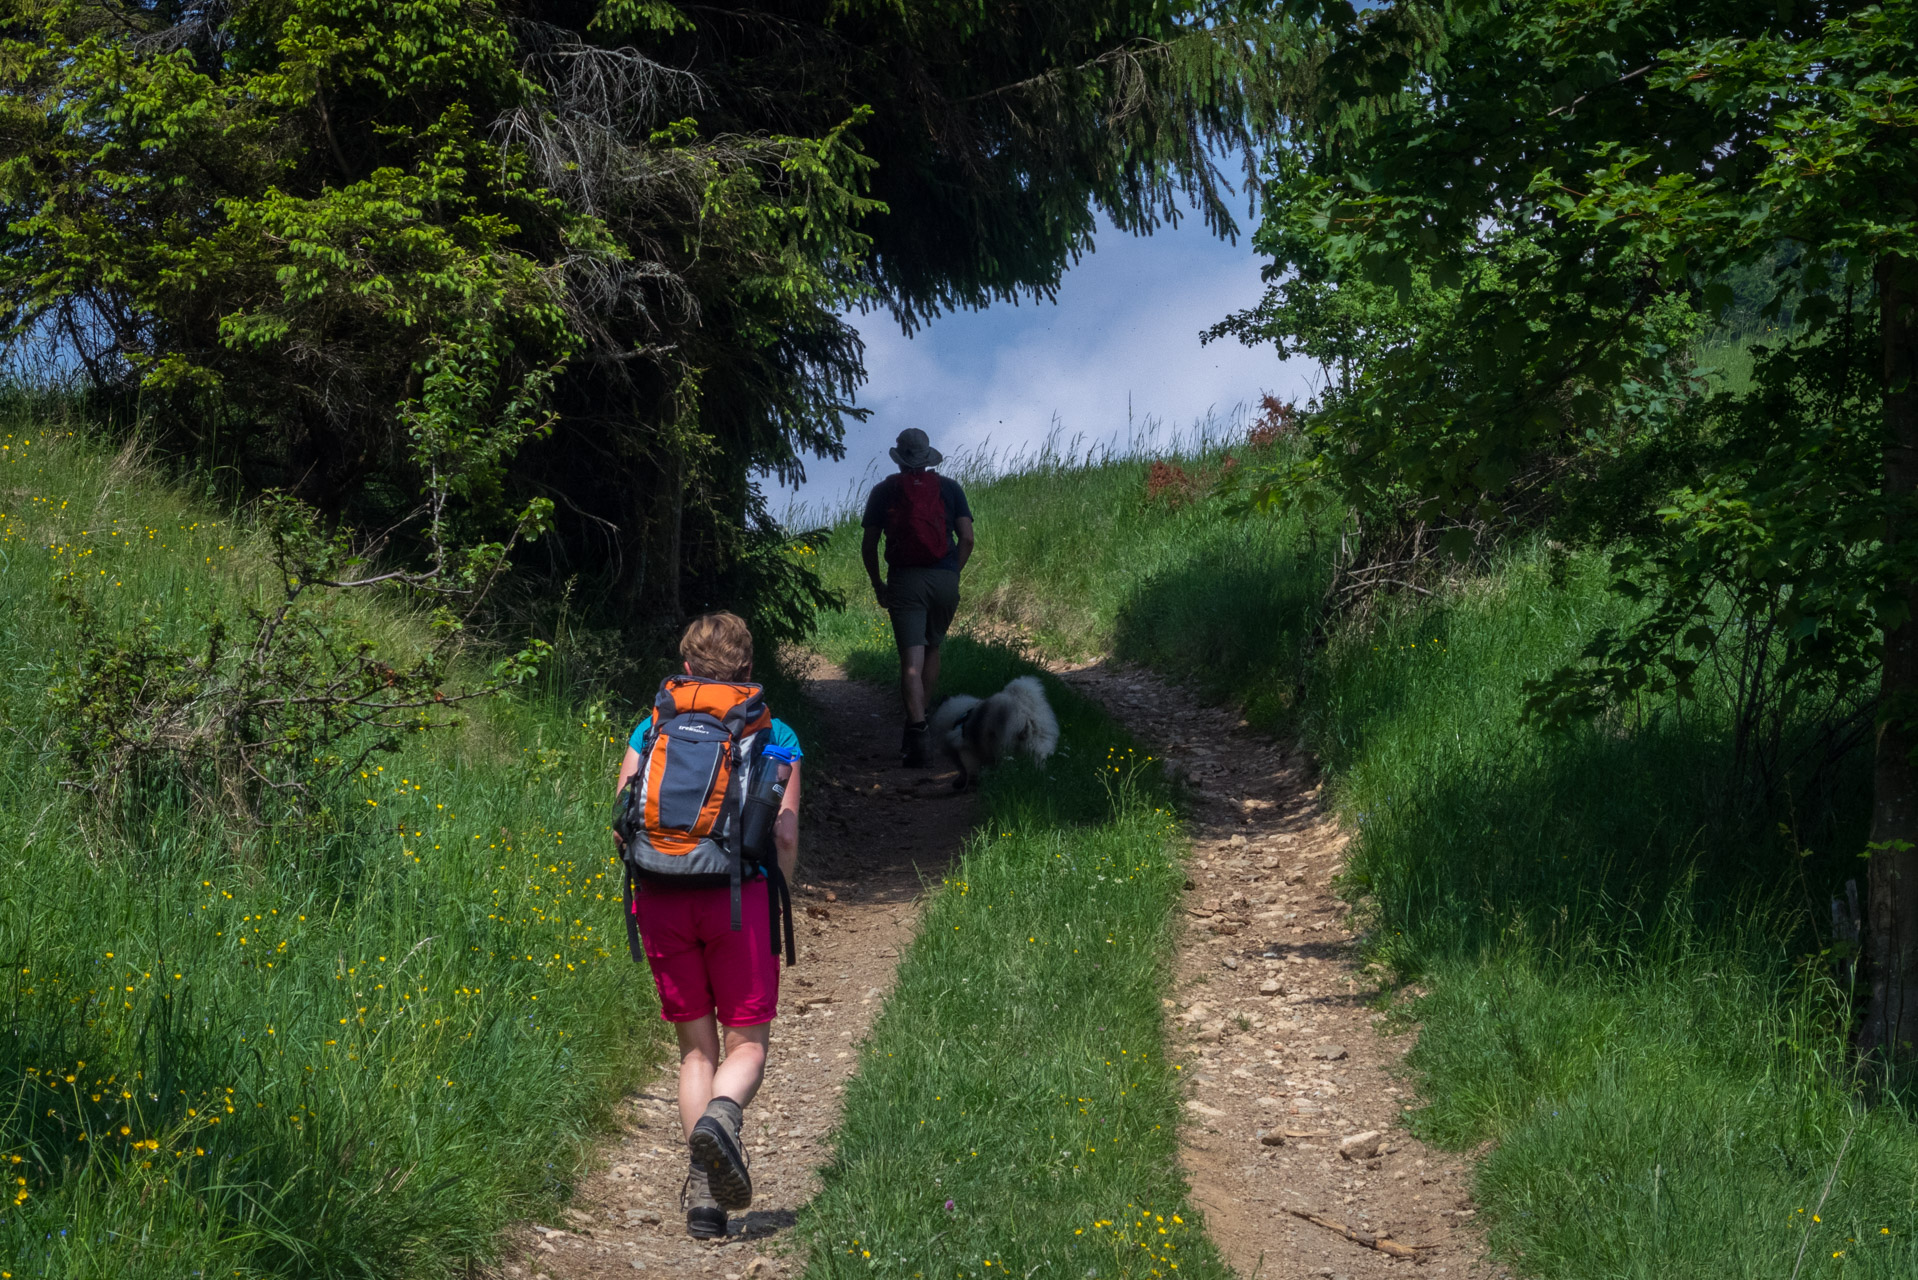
left=1284, top=1207, right=1420, bottom=1260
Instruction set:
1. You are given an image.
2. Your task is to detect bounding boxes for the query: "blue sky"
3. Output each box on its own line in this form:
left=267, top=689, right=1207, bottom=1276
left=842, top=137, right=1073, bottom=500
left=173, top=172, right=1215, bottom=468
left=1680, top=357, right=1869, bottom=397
left=775, top=207, right=1321, bottom=521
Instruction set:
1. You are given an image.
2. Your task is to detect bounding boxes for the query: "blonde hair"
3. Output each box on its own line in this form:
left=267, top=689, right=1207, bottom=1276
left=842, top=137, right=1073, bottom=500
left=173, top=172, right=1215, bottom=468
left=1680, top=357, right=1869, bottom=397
left=679, top=611, right=754, bottom=680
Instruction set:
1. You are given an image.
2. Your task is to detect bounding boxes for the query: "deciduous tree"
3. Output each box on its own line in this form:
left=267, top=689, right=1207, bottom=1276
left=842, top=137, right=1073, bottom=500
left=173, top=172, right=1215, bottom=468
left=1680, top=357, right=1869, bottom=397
left=1240, top=0, right=1918, bottom=1064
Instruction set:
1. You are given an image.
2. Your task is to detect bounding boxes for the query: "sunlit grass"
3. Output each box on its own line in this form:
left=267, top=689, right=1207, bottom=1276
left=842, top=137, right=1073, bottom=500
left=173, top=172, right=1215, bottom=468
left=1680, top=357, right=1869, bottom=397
left=805, top=413, right=1303, bottom=668
left=0, top=420, right=666, bottom=1277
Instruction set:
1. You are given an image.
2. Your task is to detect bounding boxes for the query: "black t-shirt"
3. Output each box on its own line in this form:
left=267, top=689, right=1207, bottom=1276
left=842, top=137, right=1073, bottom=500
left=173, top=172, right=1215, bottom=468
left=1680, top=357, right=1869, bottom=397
left=862, top=471, right=972, bottom=572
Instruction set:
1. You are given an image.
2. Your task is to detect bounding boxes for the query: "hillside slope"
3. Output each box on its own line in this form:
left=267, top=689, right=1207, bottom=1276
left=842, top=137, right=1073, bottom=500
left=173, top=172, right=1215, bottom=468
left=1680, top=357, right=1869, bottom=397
left=808, top=447, right=1322, bottom=724
left=0, top=426, right=662, bottom=1278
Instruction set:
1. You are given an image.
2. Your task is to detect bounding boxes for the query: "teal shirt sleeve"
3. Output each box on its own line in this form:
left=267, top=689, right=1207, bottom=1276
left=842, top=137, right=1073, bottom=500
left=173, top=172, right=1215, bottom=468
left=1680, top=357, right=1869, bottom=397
left=768, top=719, right=804, bottom=759
left=628, top=714, right=802, bottom=758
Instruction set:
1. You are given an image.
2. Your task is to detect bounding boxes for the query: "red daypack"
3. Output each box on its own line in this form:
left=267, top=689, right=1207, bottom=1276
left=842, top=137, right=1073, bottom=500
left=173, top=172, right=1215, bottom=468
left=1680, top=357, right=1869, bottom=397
left=885, top=470, right=951, bottom=567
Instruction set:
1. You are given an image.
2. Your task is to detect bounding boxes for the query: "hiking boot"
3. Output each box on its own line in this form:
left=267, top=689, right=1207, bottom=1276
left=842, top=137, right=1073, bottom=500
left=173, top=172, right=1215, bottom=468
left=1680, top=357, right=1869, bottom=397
left=688, top=1096, right=752, bottom=1210
left=900, top=722, right=931, bottom=769
left=680, top=1161, right=727, bottom=1239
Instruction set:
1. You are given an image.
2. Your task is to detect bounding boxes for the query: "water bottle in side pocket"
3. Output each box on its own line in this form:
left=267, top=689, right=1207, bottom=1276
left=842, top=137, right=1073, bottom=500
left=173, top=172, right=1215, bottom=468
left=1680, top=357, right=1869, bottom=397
left=740, top=743, right=797, bottom=860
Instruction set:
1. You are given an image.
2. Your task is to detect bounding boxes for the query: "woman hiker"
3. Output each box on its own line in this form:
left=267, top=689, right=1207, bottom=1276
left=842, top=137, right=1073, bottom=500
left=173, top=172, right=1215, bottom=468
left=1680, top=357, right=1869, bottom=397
left=612, top=611, right=803, bottom=1238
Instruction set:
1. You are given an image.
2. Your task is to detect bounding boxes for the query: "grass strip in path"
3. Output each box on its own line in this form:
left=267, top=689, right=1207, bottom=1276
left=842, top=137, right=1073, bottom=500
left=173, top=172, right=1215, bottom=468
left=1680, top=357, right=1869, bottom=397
left=798, top=638, right=1228, bottom=1280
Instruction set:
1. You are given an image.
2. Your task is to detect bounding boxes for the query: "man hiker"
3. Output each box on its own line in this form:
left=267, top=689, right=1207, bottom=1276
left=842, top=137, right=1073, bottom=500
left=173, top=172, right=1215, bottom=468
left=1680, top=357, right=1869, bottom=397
left=861, top=427, right=974, bottom=767
left=611, top=612, right=803, bottom=1239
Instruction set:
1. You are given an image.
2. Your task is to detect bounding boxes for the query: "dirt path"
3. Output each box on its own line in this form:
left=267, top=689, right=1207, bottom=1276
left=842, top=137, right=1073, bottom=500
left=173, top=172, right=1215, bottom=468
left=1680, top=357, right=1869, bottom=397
left=1055, top=660, right=1501, bottom=1280
left=489, top=658, right=971, bottom=1280
left=490, top=652, right=1500, bottom=1280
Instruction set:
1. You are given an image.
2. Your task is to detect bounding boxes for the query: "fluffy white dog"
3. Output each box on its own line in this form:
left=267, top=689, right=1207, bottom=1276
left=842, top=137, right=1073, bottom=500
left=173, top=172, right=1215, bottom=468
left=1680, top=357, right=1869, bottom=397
left=928, top=675, right=1060, bottom=789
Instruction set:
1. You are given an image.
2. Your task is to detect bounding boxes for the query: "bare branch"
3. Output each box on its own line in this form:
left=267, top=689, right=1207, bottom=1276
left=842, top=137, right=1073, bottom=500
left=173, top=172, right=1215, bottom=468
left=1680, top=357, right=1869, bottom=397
left=1546, top=63, right=1656, bottom=117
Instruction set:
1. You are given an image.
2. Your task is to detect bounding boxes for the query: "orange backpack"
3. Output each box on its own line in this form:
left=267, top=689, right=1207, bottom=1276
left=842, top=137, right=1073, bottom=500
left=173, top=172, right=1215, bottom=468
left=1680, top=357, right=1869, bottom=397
left=614, top=676, right=794, bottom=963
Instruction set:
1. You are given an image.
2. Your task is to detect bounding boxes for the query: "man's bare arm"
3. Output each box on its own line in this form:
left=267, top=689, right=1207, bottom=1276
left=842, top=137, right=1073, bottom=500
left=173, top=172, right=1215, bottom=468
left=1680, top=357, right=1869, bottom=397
left=954, top=515, right=975, bottom=572
left=861, top=526, right=889, bottom=607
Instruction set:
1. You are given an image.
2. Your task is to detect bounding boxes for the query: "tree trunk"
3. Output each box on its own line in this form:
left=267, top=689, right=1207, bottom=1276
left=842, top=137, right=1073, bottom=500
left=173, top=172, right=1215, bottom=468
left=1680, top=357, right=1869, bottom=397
left=1864, top=254, right=1918, bottom=1068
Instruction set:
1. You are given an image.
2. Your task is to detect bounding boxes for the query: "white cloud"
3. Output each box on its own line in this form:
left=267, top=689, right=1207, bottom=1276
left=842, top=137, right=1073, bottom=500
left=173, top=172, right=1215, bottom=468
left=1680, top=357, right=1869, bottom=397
left=774, top=211, right=1317, bottom=522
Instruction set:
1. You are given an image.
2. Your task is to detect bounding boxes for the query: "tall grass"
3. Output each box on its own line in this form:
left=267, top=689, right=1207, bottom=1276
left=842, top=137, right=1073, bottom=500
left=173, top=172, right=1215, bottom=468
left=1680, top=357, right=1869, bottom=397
left=808, top=419, right=1317, bottom=694
left=805, top=434, right=1918, bottom=1279
left=799, top=638, right=1226, bottom=1280
left=0, top=424, right=668, bottom=1277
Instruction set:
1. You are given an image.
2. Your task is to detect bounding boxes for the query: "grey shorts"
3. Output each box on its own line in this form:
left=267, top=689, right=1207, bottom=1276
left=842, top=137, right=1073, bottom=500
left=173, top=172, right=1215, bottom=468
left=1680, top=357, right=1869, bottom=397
left=887, top=567, right=960, bottom=651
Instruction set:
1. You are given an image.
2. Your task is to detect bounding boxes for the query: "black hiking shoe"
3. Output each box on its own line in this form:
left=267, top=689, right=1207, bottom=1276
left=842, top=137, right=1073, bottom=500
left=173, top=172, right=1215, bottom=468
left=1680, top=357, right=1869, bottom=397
left=689, top=1096, right=752, bottom=1211
left=901, top=722, right=931, bottom=769
left=680, top=1161, right=727, bottom=1239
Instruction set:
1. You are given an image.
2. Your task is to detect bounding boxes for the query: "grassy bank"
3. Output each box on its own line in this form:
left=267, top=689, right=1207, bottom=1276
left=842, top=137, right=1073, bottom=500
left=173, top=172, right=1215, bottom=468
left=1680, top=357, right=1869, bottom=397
left=807, top=443, right=1321, bottom=726
left=0, top=425, right=669, bottom=1277
left=807, top=451, right=1917, bottom=1278
left=798, top=636, right=1224, bottom=1280
left=1315, top=550, right=1907, bottom=1278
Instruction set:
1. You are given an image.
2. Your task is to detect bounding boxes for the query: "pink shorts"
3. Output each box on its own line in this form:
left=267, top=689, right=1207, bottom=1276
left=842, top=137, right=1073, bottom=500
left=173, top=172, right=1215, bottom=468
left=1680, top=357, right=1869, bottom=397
left=630, top=877, right=780, bottom=1025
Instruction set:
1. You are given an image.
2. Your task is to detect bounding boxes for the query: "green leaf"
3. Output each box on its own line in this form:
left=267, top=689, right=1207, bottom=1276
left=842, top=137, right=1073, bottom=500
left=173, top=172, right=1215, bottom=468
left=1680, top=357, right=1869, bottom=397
left=1437, top=527, right=1475, bottom=562
left=589, top=0, right=694, bottom=35
left=1702, top=280, right=1735, bottom=320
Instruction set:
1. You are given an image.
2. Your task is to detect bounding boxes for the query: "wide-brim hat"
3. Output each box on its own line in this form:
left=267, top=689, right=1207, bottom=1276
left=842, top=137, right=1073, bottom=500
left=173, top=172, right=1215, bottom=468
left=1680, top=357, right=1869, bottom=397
left=889, top=427, right=943, bottom=469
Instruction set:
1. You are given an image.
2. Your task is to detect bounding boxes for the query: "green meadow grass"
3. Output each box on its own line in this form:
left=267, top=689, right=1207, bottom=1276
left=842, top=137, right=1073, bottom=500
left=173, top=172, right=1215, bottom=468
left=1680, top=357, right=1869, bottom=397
left=1316, top=550, right=1910, bottom=1279
left=0, top=423, right=671, bottom=1277
left=799, top=637, right=1226, bottom=1280
left=807, top=439, right=1321, bottom=707
left=808, top=447, right=1918, bottom=1279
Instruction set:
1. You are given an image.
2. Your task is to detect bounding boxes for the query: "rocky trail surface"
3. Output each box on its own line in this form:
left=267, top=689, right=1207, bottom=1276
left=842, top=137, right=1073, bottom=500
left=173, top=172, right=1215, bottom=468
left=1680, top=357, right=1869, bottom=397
left=1055, top=660, right=1504, bottom=1280
left=487, top=657, right=974, bottom=1280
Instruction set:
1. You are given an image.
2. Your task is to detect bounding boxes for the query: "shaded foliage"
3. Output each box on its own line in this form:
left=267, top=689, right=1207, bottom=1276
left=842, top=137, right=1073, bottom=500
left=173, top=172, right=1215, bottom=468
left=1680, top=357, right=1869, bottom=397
left=0, top=0, right=1302, bottom=651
